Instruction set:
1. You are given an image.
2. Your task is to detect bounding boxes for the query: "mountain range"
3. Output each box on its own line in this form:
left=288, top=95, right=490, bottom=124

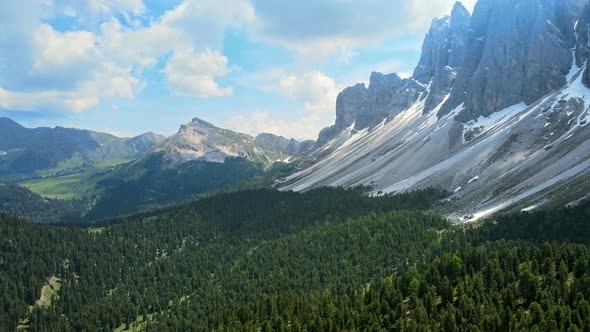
left=0, top=117, right=165, bottom=180
left=2, top=0, right=590, bottom=223
left=150, top=117, right=313, bottom=166
left=0, top=116, right=313, bottom=220
left=280, top=0, right=590, bottom=221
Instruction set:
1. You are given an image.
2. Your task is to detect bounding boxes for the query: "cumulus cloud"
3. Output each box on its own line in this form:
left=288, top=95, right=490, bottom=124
left=224, top=70, right=339, bottom=139
left=0, top=63, right=140, bottom=113
left=0, top=0, right=253, bottom=113
left=224, top=110, right=330, bottom=140
left=163, top=48, right=232, bottom=97
left=48, top=0, right=146, bottom=23
left=249, top=0, right=476, bottom=61
left=0, top=0, right=478, bottom=126
left=99, top=0, right=254, bottom=65
left=276, top=71, right=340, bottom=115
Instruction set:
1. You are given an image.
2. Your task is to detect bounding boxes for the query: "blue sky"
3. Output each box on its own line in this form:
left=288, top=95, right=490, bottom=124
left=0, top=0, right=475, bottom=139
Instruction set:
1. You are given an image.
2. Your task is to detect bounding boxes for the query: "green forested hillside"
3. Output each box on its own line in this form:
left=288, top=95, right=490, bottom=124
left=0, top=157, right=296, bottom=225
left=87, top=156, right=270, bottom=220
left=0, top=182, right=85, bottom=224
left=1, top=189, right=590, bottom=331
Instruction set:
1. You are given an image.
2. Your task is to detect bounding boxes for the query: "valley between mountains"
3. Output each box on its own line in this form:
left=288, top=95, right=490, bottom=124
left=4, top=0, right=590, bottom=330
left=4, top=1, right=590, bottom=223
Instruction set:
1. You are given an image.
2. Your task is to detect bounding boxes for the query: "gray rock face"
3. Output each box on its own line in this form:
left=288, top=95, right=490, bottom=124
left=440, top=0, right=580, bottom=121
left=387, top=79, right=426, bottom=116
left=151, top=117, right=310, bottom=166
left=314, top=4, right=471, bottom=147
left=575, top=6, right=590, bottom=68
left=414, top=2, right=471, bottom=113
left=577, top=4, right=590, bottom=87
left=92, top=132, right=166, bottom=160
left=255, top=133, right=290, bottom=154
left=254, top=133, right=315, bottom=157
left=335, top=83, right=369, bottom=129
left=123, top=132, right=166, bottom=155
left=319, top=73, right=426, bottom=147
left=316, top=125, right=340, bottom=148
left=281, top=0, right=590, bottom=221
left=367, top=72, right=403, bottom=113
left=315, top=0, right=590, bottom=154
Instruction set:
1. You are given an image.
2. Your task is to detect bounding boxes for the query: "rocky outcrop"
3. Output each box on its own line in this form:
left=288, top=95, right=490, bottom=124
left=95, top=132, right=166, bottom=160
left=317, top=74, right=425, bottom=146
left=314, top=0, right=590, bottom=155
left=282, top=0, right=590, bottom=221
left=414, top=2, right=471, bottom=113
left=577, top=4, right=590, bottom=87
left=124, top=132, right=166, bottom=155
left=254, top=133, right=314, bottom=157
left=315, top=3, right=471, bottom=147
left=255, top=133, right=291, bottom=154
left=152, top=117, right=258, bottom=164
left=288, top=139, right=315, bottom=155
left=366, top=72, right=403, bottom=117
left=576, top=5, right=590, bottom=68
left=151, top=117, right=309, bottom=166
left=440, top=0, right=581, bottom=121
left=335, top=83, right=369, bottom=129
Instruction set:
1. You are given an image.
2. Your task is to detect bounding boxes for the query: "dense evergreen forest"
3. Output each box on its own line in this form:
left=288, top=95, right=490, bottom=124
left=87, top=156, right=269, bottom=220
left=0, top=183, right=85, bottom=224
left=1, top=188, right=590, bottom=331
left=0, top=158, right=297, bottom=225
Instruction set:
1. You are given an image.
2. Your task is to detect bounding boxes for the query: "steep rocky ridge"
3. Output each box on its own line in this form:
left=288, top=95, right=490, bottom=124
left=280, top=0, right=590, bottom=221
left=150, top=117, right=312, bottom=166
left=0, top=118, right=163, bottom=177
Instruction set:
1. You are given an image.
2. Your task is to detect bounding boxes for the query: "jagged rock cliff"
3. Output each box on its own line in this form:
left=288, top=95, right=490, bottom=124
left=281, top=0, right=590, bottom=222
left=440, top=0, right=585, bottom=121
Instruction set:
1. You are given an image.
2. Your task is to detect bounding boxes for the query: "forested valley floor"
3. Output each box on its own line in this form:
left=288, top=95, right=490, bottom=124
left=2, top=188, right=590, bottom=331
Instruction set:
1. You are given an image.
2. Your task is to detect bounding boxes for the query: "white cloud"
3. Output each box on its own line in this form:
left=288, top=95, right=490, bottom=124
left=0, top=0, right=478, bottom=125
left=99, top=127, right=133, bottom=138
left=30, top=24, right=101, bottom=89
left=34, top=25, right=97, bottom=67
left=163, top=48, right=233, bottom=97
left=47, top=0, right=146, bottom=24
left=224, top=111, right=324, bottom=140
left=249, top=0, right=475, bottom=62
left=0, top=0, right=252, bottom=113
left=224, top=70, right=339, bottom=139
left=277, top=71, right=339, bottom=115
left=0, top=63, right=140, bottom=113
left=99, top=0, right=253, bottom=65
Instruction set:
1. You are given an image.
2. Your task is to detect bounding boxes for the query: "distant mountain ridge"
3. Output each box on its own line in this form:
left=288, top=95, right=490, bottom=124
left=150, top=117, right=313, bottom=166
left=0, top=117, right=165, bottom=179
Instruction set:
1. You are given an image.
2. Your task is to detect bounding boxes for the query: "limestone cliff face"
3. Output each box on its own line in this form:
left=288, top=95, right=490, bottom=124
left=440, top=0, right=585, bottom=121
left=414, top=2, right=471, bottom=113
left=318, top=75, right=425, bottom=146
left=319, top=0, right=590, bottom=147
left=285, top=0, right=590, bottom=221
left=317, top=2, right=471, bottom=147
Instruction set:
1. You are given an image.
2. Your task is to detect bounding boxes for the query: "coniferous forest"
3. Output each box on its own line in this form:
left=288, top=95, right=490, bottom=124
left=1, top=188, right=590, bottom=331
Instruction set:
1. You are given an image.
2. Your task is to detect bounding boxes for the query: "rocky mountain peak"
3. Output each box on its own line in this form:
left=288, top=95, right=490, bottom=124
left=188, top=117, right=217, bottom=129
left=335, top=83, right=369, bottom=129
left=368, top=72, right=402, bottom=89
left=439, top=0, right=583, bottom=121
left=0, top=117, right=25, bottom=130
left=412, top=2, right=471, bottom=113
left=451, top=1, right=470, bottom=20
